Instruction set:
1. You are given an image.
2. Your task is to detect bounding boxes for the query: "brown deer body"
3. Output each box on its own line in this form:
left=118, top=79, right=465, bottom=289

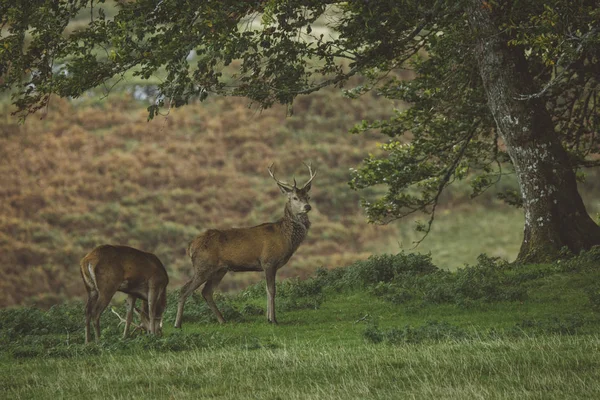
left=80, top=245, right=169, bottom=344
left=174, top=163, right=316, bottom=327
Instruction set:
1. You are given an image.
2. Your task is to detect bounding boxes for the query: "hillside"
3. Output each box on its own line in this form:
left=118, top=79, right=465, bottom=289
left=1, top=88, right=598, bottom=308
left=0, top=89, right=399, bottom=307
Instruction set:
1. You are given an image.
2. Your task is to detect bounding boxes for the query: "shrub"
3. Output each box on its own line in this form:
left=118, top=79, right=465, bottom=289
left=362, top=323, right=384, bottom=344
left=368, top=282, right=413, bottom=304
left=364, top=254, right=528, bottom=307
left=557, top=246, right=600, bottom=272
left=0, top=307, right=50, bottom=338
left=317, top=252, right=438, bottom=291
left=241, top=304, right=264, bottom=316
left=515, top=315, right=587, bottom=335
left=363, top=321, right=469, bottom=345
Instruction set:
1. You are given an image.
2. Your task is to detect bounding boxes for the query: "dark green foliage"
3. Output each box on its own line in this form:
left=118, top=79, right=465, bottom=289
left=240, top=304, right=264, bottom=317
left=364, top=321, right=469, bottom=345
left=369, top=283, right=414, bottom=305
left=556, top=246, right=600, bottom=273
left=362, top=323, right=384, bottom=344
left=352, top=254, right=529, bottom=308
left=0, top=302, right=84, bottom=340
left=515, top=315, right=587, bottom=336
left=586, top=285, right=600, bottom=312
left=316, top=252, right=438, bottom=291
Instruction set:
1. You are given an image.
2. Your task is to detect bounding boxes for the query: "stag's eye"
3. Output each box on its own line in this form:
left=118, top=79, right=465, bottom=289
left=293, top=196, right=298, bottom=201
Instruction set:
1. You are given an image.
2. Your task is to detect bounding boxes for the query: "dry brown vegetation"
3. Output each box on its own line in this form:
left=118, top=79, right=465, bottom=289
left=0, top=89, right=402, bottom=307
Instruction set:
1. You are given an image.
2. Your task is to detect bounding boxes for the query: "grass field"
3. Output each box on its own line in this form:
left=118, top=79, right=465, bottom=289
left=2, top=251, right=600, bottom=399
left=4, top=336, right=599, bottom=399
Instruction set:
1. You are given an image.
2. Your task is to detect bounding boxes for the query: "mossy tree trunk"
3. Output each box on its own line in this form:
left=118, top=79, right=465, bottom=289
left=468, top=2, right=600, bottom=263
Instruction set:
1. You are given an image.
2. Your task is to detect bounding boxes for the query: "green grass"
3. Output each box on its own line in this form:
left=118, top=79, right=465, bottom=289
left=3, top=336, right=600, bottom=399
left=2, top=251, right=600, bottom=398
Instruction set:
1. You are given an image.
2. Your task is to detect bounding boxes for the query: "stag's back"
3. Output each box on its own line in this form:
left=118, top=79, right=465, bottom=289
left=188, top=222, right=293, bottom=270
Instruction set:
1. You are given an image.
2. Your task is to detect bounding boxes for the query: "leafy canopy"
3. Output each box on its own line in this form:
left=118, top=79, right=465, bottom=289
left=1, top=0, right=599, bottom=231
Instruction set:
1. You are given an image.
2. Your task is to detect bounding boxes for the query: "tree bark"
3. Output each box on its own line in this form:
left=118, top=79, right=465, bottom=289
left=468, top=1, right=600, bottom=262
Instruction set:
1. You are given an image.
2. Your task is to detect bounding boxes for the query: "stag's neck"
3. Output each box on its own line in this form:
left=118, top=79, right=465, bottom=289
left=281, top=204, right=310, bottom=251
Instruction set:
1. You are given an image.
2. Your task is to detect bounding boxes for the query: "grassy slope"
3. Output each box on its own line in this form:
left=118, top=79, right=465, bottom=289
left=0, top=87, right=543, bottom=308
left=2, top=253, right=600, bottom=399
left=0, top=90, right=401, bottom=307
left=1, top=76, right=599, bottom=309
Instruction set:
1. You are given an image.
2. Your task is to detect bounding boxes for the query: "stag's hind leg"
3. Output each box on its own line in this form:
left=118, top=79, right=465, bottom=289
left=202, top=269, right=227, bottom=324
left=174, top=268, right=214, bottom=328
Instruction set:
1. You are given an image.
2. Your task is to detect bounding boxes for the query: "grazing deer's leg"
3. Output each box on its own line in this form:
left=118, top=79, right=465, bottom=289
left=175, top=269, right=212, bottom=328
left=85, top=290, right=98, bottom=344
left=123, top=294, right=136, bottom=339
left=155, top=287, right=165, bottom=336
left=91, top=293, right=112, bottom=342
left=147, top=286, right=157, bottom=335
left=265, top=267, right=277, bottom=324
left=202, top=269, right=227, bottom=324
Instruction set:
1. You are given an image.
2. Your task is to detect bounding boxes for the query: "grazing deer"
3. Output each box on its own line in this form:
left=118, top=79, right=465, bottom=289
left=174, top=163, right=316, bottom=327
left=80, top=245, right=169, bottom=344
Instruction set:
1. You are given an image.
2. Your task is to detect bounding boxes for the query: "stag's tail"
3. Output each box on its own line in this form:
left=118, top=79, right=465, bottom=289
left=187, top=240, right=195, bottom=259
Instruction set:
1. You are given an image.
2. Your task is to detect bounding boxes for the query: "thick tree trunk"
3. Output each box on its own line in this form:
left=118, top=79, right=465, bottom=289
left=468, top=1, right=600, bottom=262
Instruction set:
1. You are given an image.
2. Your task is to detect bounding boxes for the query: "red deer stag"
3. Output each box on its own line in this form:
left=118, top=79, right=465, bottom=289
left=80, top=245, right=169, bottom=344
left=174, top=163, right=316, bottom=327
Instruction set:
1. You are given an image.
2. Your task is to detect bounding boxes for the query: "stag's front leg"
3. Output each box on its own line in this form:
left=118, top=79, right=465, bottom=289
left=265, top=267, right=277, bottom=324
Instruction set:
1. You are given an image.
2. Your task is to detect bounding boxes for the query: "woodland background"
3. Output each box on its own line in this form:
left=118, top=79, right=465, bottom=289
left=2, top=85, right=599, bottom=308
left=1, top=1, right=600, bottom=308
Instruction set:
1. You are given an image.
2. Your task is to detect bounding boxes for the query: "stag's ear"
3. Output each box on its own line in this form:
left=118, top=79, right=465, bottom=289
left=277, top=183, right=293, bottom=194
left=303, top=182, right=312, bottom=192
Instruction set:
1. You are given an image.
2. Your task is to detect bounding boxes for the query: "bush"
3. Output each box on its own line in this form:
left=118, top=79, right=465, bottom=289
left=364, top=254, right=528, bottom=307
left=241, top=304, right=264, bottom=316
left=363, top=321, right=469, bottom=345
left=317, top=252, right=438, bottom=291
left=557, top=246, right=600, bottom=272
left=515, top=315, right=587, bottom=335
left=0, top=307, right=50, bottom=338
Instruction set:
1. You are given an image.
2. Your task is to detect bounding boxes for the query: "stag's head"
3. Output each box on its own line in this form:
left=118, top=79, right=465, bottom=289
left=268, top=163, right=317, bottom=216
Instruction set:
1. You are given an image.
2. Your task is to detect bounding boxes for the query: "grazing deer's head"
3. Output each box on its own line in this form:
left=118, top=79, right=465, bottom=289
left=136, top=296, right=166, bottom=336
left=268, top=162, right=316, bottom=216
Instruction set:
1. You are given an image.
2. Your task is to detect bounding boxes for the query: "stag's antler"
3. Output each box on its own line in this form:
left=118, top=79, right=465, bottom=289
left=300, top=162, right=317, bottom=190
left=268, top=162, right=317, bottom=191
left=268, top=163, right=295, bottom=190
